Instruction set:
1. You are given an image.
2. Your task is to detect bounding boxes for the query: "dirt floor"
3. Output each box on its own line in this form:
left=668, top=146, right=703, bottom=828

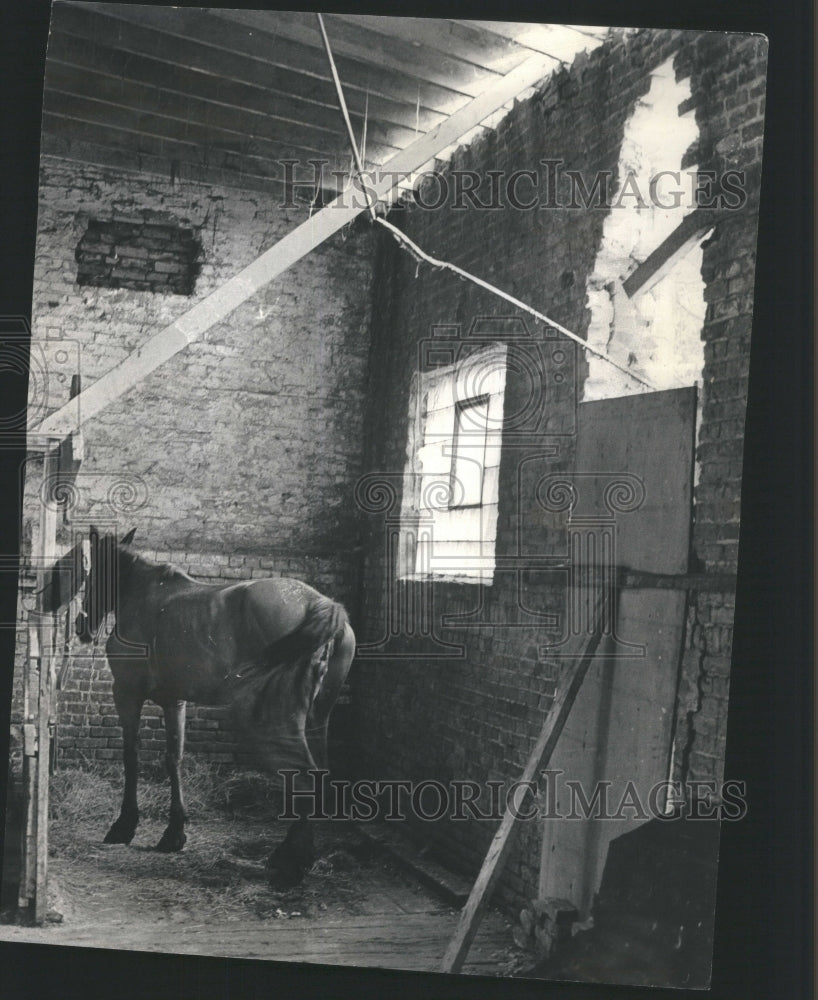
left=0, top=768, right=521, bottom=975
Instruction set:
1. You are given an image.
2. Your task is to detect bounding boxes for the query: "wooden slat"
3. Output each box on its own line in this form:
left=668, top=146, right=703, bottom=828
left=39, top=111, right=343, bottom=191
left=38, top=132, right=317, bottom=198
left=47, top=33, right=417, bottom=153
left=329, top=14, right=538, bottom=73
left=30, top=445, right=60, bottom=923
left=622, top=208, right=727, bottom=298
left=33, top=48, right=558, bottom=439
left=52, top=5, right=449, bottom=135
left=42, top=89, right=370, bottom=165
left=441, top=585, right=608, bottom=973
left=213, top=9, right=504, bottom=97
left=21, top=621, right=38, bottom=908
left=462, top=21, right=608, bottom=60
left=68, top=4, right=473, bottom=116
left=621, top=569, right=738, bottom=592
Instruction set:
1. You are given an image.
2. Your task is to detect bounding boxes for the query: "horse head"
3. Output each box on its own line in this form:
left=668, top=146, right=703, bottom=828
left=75, top=525, right=136, bottom=643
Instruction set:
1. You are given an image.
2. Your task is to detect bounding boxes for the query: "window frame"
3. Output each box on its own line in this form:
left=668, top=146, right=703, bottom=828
left=397, top=342, right=507, bottom=585
left=448, top=394, right=491, bottom=511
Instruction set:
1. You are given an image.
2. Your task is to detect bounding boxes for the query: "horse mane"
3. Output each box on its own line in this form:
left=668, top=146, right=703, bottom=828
left=115, top=544, right=196, bottom=584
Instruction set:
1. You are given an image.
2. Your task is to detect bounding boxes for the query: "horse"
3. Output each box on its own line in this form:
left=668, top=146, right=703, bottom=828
left=75, top=526, right=356, bottom=888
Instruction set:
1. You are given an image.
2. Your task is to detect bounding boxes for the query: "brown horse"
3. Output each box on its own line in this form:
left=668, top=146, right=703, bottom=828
left=75, top=526, right=355, bottom=888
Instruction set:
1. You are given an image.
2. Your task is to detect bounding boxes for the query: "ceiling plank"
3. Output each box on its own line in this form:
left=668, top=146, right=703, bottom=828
left=42, top=89, right=365, bottom=170
left=328, top=15, right=537, bottom=74
left=52, top=10, right=448, bottom=137
left=214, top=9, right=505, bottom=95
left=47, top=31, right=421, bottom=152
left=41, top=131, right=315, bottom=195
left=41, top=109, right=349, bottom=193
left=33, top=49, right=559, bottom=439
left=44, top=62, right=399, bottom=166
left=461, top=21, right=609, bottom=61
left=66, top=3, right=474, bottom=116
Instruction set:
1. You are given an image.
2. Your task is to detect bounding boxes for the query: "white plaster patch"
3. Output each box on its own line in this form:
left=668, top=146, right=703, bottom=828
left=583, top=58, right=707, bottom=407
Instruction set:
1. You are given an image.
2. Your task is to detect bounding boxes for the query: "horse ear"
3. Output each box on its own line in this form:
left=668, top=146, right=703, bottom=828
left=120, top=527, right=136, bottom=546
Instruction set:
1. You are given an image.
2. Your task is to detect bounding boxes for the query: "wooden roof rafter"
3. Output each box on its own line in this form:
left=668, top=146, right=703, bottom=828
left=44, top=7, right=610, bottom=194
left=31, top=46, right=568, bottom=441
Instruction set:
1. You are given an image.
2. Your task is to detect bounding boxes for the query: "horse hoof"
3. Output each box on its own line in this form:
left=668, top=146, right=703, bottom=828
left=155, top=829, right=187, bottom=853
left=104, top=822, right=136, bottom=845
left=267, top=865, right=306, bottom=891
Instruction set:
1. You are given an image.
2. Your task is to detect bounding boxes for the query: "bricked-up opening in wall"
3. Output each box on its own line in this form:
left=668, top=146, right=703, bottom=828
left=583, top=57, right=707, bottom=405
left=399, top=344, right=507, bottom=584
left=75, top=218, right=203, bottom=295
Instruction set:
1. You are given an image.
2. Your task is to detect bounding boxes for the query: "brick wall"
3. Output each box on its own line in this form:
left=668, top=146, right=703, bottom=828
left=352, top=27, right=766, bottom=910
left=12, top=157, right=374, bottom=765
left=670, top=30, right=766, bottom=790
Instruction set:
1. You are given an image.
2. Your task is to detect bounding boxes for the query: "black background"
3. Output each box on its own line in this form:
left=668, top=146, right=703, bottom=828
left=0, top=1, right=812, bottom=998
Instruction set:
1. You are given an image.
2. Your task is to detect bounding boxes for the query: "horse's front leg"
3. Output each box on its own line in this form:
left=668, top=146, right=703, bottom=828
left=155, top=699, right=188, bottom=852
left=104, top=677, right=145, bottom=844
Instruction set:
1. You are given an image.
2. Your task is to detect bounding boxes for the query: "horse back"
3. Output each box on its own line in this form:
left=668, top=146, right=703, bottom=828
left=145, top=575, right=340, bottom=705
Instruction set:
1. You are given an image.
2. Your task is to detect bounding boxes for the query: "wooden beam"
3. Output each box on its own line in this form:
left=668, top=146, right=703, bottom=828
left=622, top=208, right=727, bottom=298
left=25, top=443, right=60, bottom=923
left=53, top=7, right=449, bottom=135
left=39, top=132, right=304, bottom=197
left=441, top=585, right=608, bottom=974
left=620, top=569, right=738, bottom=592
left=212, top=9, right=504, bottom=97
left=68, top=3, right=472, bottom=116
left=42, top=88, right=368, bottom=164
left=329, top=15, right=536, bottom=74
left=462, top=21, right=609, bottom=61
left=40, top=111, right=339, bottom=191
left=33, top=48, right=559, bottom=438
left=47, top=33, right=418, bottom=153
left=43, top=70, right=398, bottom=166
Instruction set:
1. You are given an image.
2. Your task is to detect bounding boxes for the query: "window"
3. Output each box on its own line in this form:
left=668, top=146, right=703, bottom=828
left=399, top=344, right=507, bottom=584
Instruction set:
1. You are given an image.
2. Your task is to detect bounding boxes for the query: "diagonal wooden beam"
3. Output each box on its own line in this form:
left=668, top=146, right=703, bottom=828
left=622, top=208, right=729, bottom=298
left=32, top=50, right=559, bottom=440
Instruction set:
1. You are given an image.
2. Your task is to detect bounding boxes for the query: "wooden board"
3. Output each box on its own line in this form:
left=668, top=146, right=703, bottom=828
left=18, top=444, right=61, bottom=922
left=442, top=586, right=607, bottom=973
left=539, top=387, right=696, bottom=915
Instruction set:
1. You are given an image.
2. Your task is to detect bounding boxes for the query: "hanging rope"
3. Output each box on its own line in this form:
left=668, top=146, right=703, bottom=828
left=315, top=14, right=656, bottom=392
left=316, top=13, right=376, bottom=224
left=374, top=219, right=655, bottom=389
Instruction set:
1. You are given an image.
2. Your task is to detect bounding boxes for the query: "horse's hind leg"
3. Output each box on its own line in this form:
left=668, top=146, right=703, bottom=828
left=306, top=623, right=356, bottom=772
left=104, top=676, right=145, bottom=844
left=266, top=774, right=318, bottom=889
left=242, top=717, right=319, bottom=889
left=156, top=700, right=188, bottom=852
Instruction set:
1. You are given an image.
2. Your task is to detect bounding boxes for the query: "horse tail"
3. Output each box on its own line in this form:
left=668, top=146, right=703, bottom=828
left=243, top=596, right=348, bottom=731
left=263, top=596, right=348, bottom=667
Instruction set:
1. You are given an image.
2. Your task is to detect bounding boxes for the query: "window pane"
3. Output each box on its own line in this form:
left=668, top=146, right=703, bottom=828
left=450, top=397, right=489, bottom=507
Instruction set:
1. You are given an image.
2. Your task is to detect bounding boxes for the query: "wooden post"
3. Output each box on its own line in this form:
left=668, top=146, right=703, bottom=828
left=440, top=585, right=608, bottom=974
left=18, top=625, right=38, bottom=910
left=18, top=441, right=60, bottom=923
